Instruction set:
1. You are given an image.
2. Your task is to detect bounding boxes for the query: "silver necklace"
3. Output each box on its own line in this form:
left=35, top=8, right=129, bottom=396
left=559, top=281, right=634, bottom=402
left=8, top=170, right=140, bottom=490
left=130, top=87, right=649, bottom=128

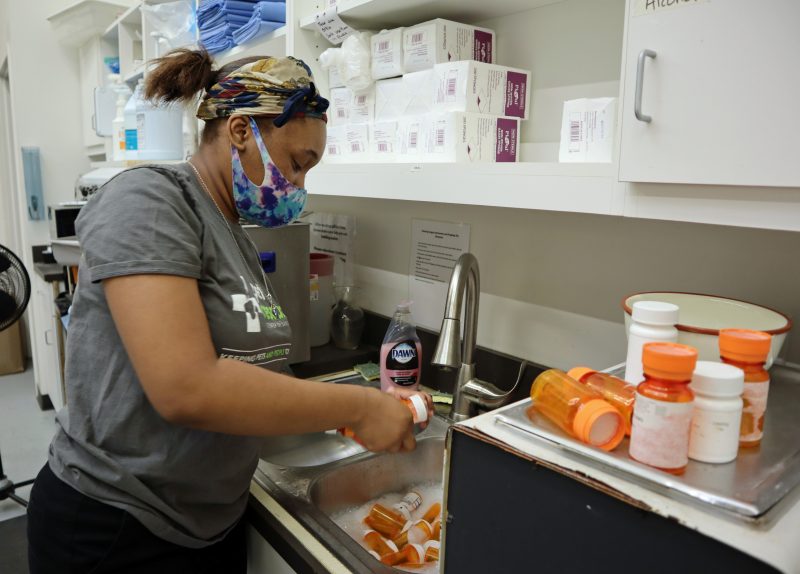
left=188, top=161, right=272, bottom=303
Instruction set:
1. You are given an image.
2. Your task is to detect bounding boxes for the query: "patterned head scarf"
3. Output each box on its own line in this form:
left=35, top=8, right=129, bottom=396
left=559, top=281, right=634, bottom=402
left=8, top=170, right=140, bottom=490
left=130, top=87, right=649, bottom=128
left=196, top=56, right=329, bottom=127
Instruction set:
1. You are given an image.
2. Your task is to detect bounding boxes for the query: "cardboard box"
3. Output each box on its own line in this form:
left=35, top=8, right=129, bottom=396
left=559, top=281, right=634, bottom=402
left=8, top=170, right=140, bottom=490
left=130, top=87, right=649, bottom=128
left=369, top=121, right=399, bottom=162
left=558, top=98, right=617, bottom=163
left=0, top=322, right=25, bottom=376
left=371, top=28, right=405, bottom=80
left=403, top=19, right=495, bottom=73
left=431, top=61, right=531, bottom=119
left=423, top=112, right=520, bottom=163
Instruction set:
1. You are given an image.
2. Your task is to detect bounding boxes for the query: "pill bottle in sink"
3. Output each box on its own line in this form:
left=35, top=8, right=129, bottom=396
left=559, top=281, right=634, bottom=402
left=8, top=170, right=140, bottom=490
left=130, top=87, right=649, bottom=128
left=380, top=302, right=422, bottom=392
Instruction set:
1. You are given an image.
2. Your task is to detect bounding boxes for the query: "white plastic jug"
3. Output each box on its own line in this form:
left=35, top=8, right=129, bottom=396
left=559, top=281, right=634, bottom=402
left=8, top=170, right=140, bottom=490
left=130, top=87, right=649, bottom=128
left=136, top=82, right=184, bottom=161
left=123, top=83, right=141, bottom=161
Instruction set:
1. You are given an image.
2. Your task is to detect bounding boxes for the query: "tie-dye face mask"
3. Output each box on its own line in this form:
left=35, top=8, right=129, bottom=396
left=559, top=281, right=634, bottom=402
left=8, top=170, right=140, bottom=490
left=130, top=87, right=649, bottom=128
left=230, top=117, right=307, bottom=228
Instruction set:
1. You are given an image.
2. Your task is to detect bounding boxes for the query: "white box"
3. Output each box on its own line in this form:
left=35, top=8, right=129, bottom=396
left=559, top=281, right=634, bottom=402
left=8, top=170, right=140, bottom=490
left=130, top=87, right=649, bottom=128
left=396, top=116, right=427, bottom=163
left=375, top=72, right=435, bottom=121
left=328, top=66, right=344, bottom=89
left=371, top=28, right=405, bottom=80
left=369, top=121, right=399, bottom=162
left=403, top=19, right=495, bottom=73
left=402, top=70, right=436, bottom=117
left=323, top=125, right=347, bottom=163
left=344, top=123, right=370, bottom=162
left=432, top=61, right=531, bottom=119
left=423, top=112, right=520, bottom=163
left=375, top=78, right=406, bottom=121
left=329, top=87, right=352, bottom=125
left=349, top=88, right=375, bottom=125
left=558, top=98, right=617, bottom=163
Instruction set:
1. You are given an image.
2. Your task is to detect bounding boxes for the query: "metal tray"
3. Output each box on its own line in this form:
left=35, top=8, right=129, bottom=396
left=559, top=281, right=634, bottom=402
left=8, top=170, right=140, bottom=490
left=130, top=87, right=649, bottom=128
left=492, top=363, right=800, bottom=523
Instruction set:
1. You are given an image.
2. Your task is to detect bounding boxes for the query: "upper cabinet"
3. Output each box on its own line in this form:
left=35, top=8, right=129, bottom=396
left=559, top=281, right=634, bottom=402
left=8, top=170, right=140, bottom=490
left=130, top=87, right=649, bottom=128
left=618, top=0, right=800, bottom=187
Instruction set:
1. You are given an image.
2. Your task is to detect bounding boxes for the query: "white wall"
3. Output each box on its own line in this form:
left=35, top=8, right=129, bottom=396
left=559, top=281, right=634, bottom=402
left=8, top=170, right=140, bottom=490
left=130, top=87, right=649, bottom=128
left=5, top=0, right=89, bottom=255
left=306, top=195, right=800, bottom=370
left=1, top=0, right=90, bottom=371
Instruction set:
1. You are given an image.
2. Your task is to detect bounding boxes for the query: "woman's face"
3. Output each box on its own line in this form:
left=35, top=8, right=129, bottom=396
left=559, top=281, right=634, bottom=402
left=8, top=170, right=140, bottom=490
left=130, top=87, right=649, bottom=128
left=227, top=115, right=326, bottom=189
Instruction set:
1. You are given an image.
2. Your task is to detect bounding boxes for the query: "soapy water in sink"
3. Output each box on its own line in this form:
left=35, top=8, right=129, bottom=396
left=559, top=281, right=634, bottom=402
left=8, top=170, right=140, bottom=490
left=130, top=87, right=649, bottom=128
left=331, top=481, right=443, bottom=573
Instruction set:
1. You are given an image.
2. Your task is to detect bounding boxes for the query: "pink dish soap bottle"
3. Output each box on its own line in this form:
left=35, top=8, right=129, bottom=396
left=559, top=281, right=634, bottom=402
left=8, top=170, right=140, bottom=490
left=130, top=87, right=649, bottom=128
left=380, top=302, right=422, bottom=392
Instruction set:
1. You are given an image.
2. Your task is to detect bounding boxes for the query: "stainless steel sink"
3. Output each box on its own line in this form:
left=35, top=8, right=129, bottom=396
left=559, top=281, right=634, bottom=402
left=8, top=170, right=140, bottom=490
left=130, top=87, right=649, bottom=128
left=253, top=414, right=450, bottom=573
left=258, top=432, right=366, bottom=468
left=310, top=435, right=445, bottom=516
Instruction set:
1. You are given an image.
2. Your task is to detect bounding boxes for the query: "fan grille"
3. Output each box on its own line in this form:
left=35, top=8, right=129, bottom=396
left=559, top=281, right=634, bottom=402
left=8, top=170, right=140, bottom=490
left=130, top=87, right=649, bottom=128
left=0, top=245, right=31, bottom=332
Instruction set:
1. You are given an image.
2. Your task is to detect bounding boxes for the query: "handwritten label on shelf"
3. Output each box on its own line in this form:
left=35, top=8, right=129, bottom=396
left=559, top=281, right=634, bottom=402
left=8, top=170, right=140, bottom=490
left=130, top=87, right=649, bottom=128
left=634, top=0, right=709, bottom=17
left=315, top=7, right=355, bottom=45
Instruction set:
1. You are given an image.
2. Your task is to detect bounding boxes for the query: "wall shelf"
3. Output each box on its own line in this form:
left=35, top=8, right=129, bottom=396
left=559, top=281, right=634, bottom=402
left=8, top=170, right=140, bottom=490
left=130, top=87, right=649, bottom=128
left=306, top=162, right=621, bottom=216
left=299, top=0, right=564, bottom=31
left=48, top=0, right=135, bottom=47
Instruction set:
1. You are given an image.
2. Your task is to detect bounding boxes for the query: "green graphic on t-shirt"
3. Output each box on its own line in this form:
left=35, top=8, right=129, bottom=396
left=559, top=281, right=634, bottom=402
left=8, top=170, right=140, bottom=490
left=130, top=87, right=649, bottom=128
left=260, top=304, right=287, bottom=322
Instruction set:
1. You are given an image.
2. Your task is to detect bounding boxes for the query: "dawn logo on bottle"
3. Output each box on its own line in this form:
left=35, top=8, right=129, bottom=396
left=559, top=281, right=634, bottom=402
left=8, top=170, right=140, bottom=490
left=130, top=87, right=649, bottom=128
left=391, top=343, right=417, bottom=364
left=380, top=302, right=422, bottom=391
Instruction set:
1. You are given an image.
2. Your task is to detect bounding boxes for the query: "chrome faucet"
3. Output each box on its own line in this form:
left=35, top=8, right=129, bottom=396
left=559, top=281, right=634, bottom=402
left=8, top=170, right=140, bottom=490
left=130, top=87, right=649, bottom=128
left=432, top=253, right=525, bottom=422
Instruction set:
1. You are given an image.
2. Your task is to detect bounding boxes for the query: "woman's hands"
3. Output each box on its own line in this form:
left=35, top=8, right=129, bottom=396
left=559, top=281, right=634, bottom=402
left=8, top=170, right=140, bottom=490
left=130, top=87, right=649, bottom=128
left=383, top=387, right=435, bottom=429
left=349, top=387, right=434, bottom=453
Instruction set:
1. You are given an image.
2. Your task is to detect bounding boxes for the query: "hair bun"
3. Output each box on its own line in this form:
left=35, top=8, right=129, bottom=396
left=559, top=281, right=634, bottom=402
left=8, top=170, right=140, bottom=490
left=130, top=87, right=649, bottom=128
left=144, top=48, right=216, bottom=103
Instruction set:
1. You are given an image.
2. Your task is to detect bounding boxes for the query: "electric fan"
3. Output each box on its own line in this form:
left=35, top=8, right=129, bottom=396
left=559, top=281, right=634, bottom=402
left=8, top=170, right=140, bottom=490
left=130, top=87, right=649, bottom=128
left=0, top=244, right=34, bottom=507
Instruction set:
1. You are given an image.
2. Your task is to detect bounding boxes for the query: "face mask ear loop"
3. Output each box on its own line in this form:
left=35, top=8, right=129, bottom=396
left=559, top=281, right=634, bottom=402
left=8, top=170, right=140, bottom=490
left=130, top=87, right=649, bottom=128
left=248, top=117, right=274, bottom=186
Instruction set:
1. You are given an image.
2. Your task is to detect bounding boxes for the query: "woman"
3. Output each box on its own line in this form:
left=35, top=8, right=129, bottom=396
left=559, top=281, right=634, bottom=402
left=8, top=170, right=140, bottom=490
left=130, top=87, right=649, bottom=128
left=27, top=50, right=429, bottom=573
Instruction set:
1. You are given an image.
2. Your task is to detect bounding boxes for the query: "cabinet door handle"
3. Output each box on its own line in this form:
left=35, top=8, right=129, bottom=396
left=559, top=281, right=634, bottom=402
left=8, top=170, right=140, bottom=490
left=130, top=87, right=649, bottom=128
left=635, top=49, right=657, bottom=123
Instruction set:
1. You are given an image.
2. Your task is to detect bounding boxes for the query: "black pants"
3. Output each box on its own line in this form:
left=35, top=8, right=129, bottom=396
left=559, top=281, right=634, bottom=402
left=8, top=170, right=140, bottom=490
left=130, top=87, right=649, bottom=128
left=27, top=463, right=246, bottom=574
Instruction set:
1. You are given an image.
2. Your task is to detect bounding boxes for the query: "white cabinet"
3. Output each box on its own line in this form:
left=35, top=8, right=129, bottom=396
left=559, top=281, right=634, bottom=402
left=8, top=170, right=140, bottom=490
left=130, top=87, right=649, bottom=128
left=30, top=274, right=64, bottom=411
left=619, top=0, right=800, bottom=187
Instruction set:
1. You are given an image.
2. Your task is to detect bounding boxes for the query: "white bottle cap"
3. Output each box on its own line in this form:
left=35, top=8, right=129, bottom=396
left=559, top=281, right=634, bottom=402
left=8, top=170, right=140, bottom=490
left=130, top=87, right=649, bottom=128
left=631, top=300, right=680, bottom=326
left=406, top=394, right=429, bottom=424
left=690, top=360, right=744, bottom=397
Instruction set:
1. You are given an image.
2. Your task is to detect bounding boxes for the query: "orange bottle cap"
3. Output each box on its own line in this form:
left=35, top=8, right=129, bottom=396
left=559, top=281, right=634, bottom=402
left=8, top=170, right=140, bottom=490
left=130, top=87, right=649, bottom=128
left=642, top=342, right=698, bottom=381
left=719, top=329, right=771, bottom=363
left=572, top=399, right=625, bottom=451
left=567, top=366, right=597, bottom=381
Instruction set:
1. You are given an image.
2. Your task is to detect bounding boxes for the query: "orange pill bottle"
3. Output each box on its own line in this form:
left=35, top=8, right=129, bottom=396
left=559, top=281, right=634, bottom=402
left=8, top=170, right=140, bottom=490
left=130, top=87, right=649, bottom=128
left=629, top=342, right=698, bottom=475
left=719, top=329, right=772, bottom=447
left=567, top=367, right=637, bottom=435
left=529, top=370, right=625, bottom=451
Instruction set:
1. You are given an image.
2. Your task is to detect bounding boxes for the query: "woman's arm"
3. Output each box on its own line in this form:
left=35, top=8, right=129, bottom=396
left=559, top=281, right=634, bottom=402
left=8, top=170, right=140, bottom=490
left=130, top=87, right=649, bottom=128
left=104, top=274, right=416, bottom=453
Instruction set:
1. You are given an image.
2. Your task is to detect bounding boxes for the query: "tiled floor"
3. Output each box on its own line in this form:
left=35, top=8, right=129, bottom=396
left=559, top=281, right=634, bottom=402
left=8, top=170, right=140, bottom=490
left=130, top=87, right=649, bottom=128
left=0, top=366, right=58, bottom=522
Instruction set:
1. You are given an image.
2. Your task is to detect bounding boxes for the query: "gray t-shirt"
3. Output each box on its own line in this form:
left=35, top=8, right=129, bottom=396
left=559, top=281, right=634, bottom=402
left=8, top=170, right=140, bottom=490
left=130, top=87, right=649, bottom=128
left=49, top=163, right=293, bottom=548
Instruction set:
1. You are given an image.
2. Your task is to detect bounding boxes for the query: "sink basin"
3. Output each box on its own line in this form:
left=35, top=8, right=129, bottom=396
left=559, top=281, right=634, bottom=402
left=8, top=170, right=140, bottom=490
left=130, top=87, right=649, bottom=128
left=253, top=414, right=449, bottom=573
left=310, top=436, right=446, bottom=516
left=259, top=432, right=366, bottom=468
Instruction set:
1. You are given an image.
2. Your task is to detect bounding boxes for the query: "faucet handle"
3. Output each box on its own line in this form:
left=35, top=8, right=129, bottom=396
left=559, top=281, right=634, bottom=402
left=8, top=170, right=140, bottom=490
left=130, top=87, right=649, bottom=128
left=462, top=360, right=529, bottom=409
